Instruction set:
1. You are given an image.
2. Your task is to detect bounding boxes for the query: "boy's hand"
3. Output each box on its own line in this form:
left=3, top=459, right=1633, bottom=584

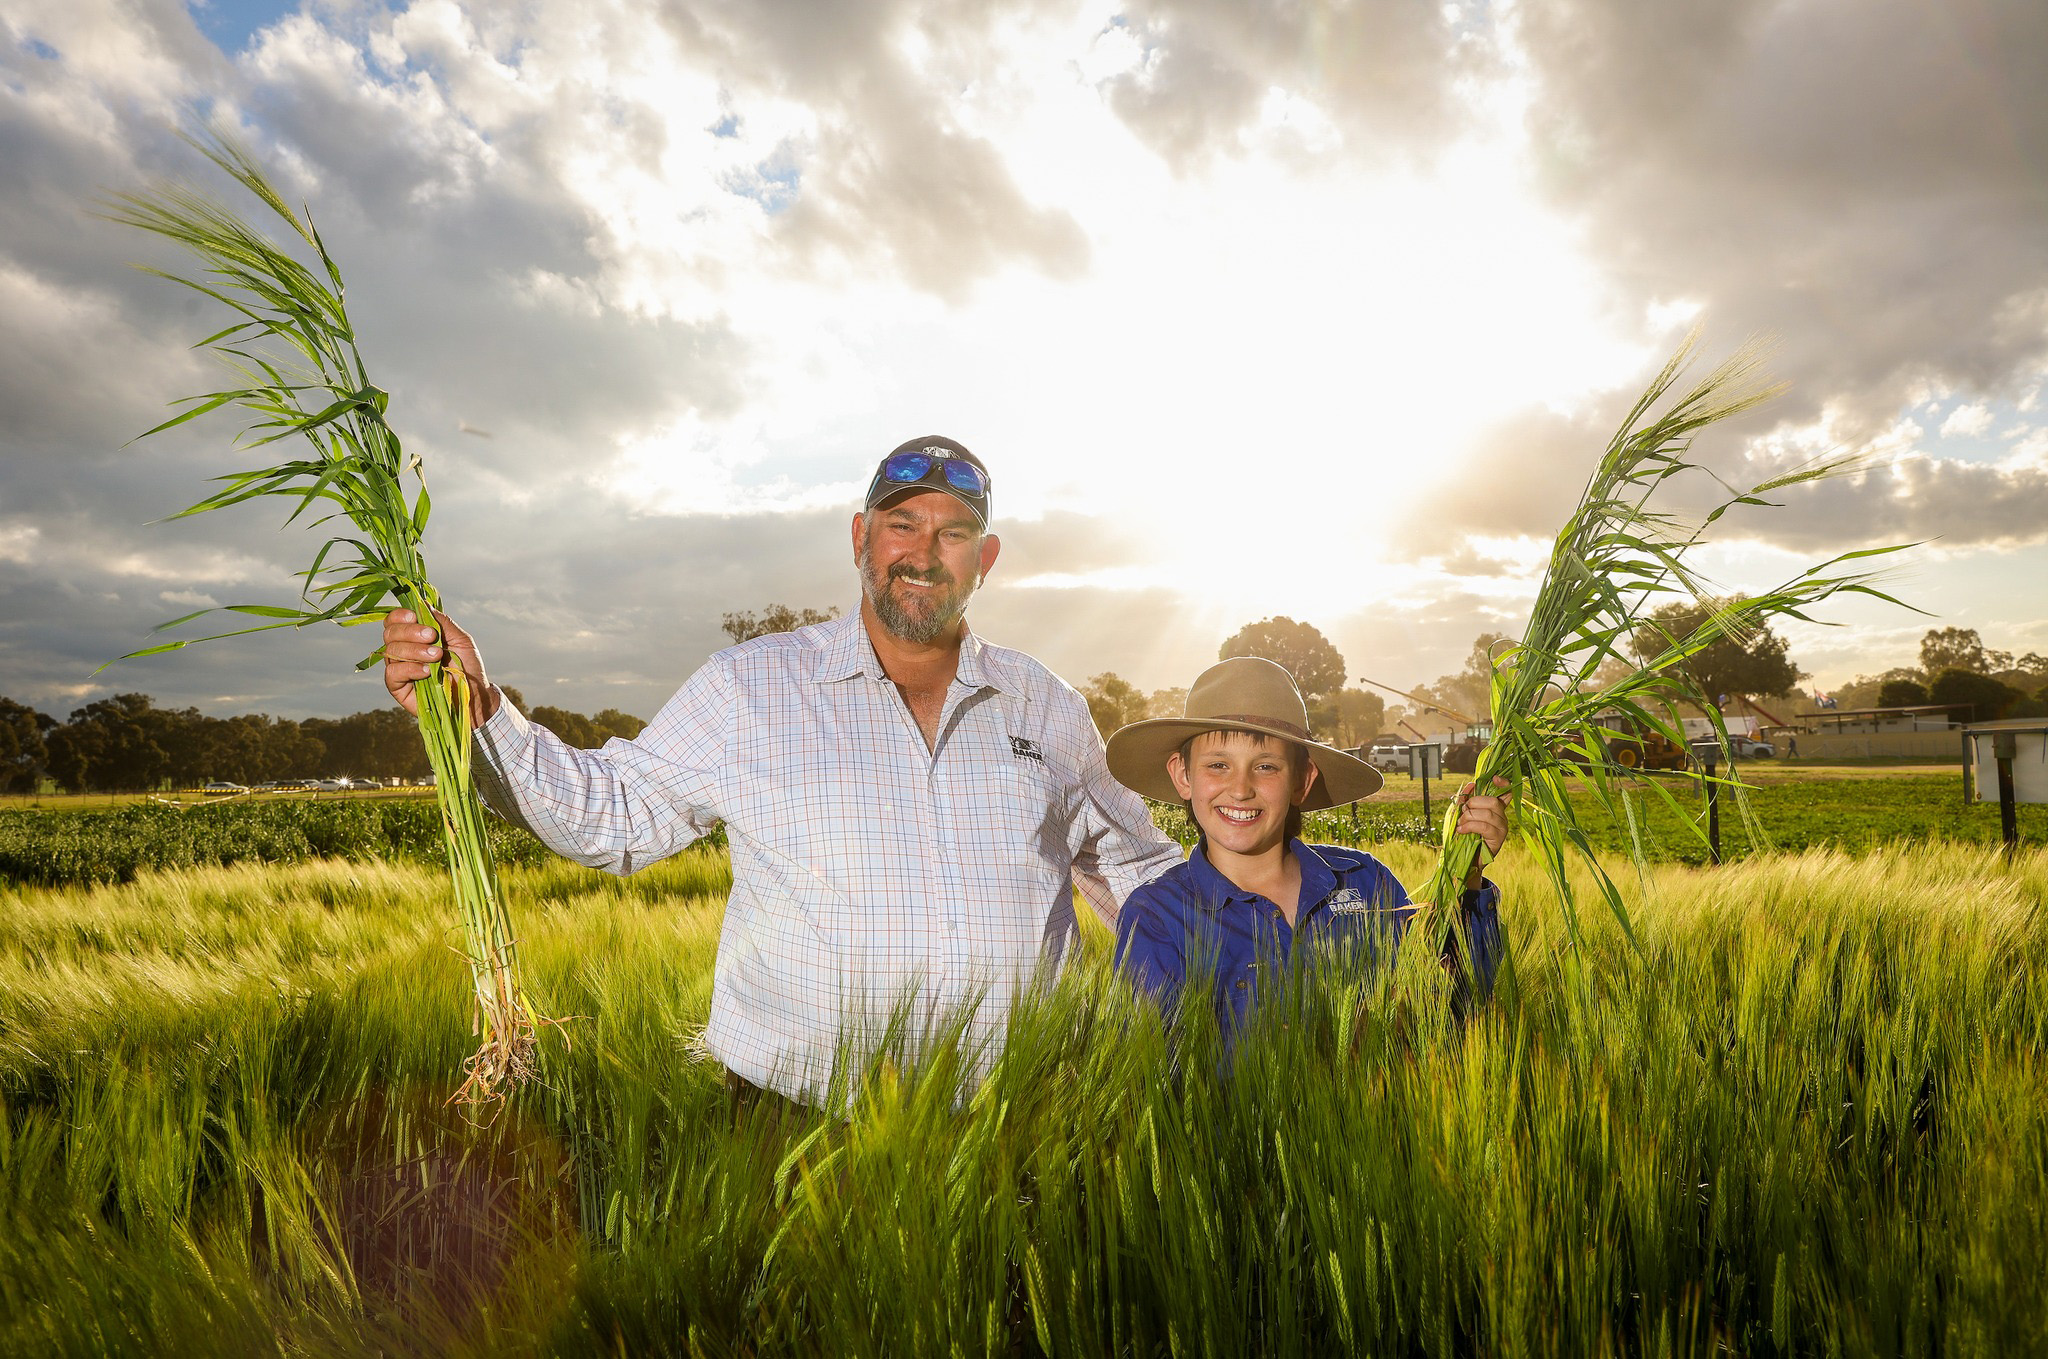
left=1455, top=778, right=1509, bottom=889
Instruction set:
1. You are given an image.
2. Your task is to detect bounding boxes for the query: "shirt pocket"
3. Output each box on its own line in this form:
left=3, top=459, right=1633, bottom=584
left=981, top=757, right=1070, bottom=867
left=943, top=759, right=1071, bottom=926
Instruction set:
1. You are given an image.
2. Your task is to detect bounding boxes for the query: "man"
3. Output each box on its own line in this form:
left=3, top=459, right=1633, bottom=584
left=381, top=436, right=1182, bottom=1105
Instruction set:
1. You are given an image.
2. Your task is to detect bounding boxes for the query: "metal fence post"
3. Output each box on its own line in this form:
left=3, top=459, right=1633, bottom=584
left=1706, top=758, right=1721, bottom=865
left=1995, top=731, right=2019, bottom=858
left=1692, top=741, right=1722, bottom=864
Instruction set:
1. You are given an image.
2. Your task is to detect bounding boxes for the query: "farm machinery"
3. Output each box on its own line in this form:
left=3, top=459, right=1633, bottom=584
left=1363, top=676, right=1692, bottom=773
left=1359, top=678, right=1493, bottom=774
left=1586, top=713, right=1692, bottom=770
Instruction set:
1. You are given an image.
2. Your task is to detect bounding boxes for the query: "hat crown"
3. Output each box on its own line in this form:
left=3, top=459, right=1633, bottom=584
left=1184, top=657, right=1311, bottom=737
left=1101, top=655, right=1381, bottom=809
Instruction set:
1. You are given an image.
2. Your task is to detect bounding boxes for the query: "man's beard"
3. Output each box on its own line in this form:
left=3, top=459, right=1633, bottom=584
left=858, top=538, right=979, bottom=645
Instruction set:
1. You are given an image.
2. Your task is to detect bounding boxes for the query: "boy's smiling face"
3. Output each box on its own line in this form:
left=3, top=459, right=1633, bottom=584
left=1167, top=729, right=1321, bottom=860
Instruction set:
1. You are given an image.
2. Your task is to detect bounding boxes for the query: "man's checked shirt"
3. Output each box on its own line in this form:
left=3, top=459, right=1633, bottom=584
left=473, top=610, right=1181, bottom=1103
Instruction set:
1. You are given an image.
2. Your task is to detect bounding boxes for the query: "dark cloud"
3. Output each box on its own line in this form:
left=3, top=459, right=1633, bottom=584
left=0, top=4, right=753, bottom=482
left=1389, top=402, right=1609, bottom=555
left=1518, top=0, right=2048, bottom=431
left=1731, top=449, right=2048, bottom=555
left=780, top=103, right=1090, bottom=298
left=1396, top=371, right=2048, bottom=563
left=0, top=491, right=856, bottom=721
left=1330, top=590, right=1530, bottom=698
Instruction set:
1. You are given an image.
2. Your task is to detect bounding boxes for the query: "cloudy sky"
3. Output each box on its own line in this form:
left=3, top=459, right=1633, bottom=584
left=2, top=0, right=2044, bottom=722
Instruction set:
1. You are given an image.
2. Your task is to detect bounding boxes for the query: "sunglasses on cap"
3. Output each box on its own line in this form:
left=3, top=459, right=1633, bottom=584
left=871, top=449, right=990, bottom=499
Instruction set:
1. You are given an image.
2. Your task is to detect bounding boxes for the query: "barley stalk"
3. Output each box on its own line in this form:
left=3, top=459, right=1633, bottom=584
left=1410, top=333, right=1916, bottom=975
left=100, top=128, right=539, bottom=1098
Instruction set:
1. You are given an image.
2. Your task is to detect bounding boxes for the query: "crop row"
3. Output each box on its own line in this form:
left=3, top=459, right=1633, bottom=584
left=3, top=774, right=2038, bottom=890
left=0, top=798, right=717, bottom=887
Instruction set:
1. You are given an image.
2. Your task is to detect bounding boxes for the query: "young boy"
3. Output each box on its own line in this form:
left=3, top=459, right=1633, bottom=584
left=1105, top=656, right=1508, bottom=1027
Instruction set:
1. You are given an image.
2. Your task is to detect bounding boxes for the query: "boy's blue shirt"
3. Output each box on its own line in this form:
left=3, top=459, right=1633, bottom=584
left=1113, top=838, right=1503, bottom=1027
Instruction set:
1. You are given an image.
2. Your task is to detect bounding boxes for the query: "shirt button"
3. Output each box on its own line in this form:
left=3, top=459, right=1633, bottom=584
left=1235, top=980, right=1247, bottom=991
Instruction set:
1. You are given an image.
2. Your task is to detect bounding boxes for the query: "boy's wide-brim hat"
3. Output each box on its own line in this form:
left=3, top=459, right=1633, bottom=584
left=1104, top=656, right=1383, bottom=811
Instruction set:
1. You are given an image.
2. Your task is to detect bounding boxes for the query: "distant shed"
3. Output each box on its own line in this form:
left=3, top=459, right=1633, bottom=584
left=1812, top=704, right=1973, bottom=735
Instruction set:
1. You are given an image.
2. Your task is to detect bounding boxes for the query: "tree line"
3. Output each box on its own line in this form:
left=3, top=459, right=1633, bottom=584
left=1077, top=597, right=1922, bottom=748
left=0, top=602, right=848, bottom=795
left=1077, top=602, right=1811, bottom=751
left=1824, top=627, right=2048, bottom=719
left=16, top=607, right=2034, bottom=794
left=1081, top=617, right=1388, bottom=750
left=0, top=689, right=645, bottom=794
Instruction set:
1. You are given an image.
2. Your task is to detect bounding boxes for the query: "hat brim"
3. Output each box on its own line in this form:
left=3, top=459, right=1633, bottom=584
left=1105, top=716, right=1384, bottom=811
left=868, top=484, right=988, bottom=530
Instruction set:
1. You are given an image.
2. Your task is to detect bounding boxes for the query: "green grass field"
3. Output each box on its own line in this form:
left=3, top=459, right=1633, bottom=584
left=7, top=769, right=2035, bottom=890
left=1352, top=770, right=2043, bottom=864
left=3, top=824, right=2044, bottom=1356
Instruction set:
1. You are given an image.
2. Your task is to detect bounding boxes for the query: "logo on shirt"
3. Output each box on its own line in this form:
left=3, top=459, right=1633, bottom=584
left=1010, top=735, right=1045, bottom=763
left=1326, top=887, right=1371, bottom=914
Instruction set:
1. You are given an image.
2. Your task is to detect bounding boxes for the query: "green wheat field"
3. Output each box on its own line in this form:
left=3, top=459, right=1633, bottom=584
left=2, top=814, right=2044, bottom=1356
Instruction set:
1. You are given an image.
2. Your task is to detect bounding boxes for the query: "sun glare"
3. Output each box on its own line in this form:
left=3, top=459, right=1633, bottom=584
left=568, top=18, right=1681, bottom=658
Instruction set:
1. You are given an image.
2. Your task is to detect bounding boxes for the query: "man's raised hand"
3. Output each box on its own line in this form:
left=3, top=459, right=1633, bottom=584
left=382, top=608, right=499, bottom=726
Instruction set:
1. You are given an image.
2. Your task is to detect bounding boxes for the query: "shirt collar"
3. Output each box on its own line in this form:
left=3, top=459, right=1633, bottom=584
left=814, top=609, right=877, bottom=683
left=1185, top=837, right=1341, bottom=912
left=813, top=610, right=1018, bottom=697
left=1181, top=843, right=1242, bottom=910
left=1294, top=839, right=1342, bottom=907
left=953, top=625, right=1020, bottom=697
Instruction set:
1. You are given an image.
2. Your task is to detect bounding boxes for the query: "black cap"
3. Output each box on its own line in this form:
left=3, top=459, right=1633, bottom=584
left=863, top=435, right=991, bottom=530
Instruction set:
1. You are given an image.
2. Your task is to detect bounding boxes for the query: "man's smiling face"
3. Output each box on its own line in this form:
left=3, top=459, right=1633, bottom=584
left=853, top=490, right=1001, bottom=644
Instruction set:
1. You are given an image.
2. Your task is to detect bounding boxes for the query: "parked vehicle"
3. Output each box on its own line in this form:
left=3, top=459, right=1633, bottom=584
left=201, top=781, right=249, bottom=795
left=1359, top=678, right=1494, bottom=775
left=1681, top=715, right=1774, bottom=758
left=309, top=777, right=354, bottom=791
left=1365, top=742, right=1411, bottom=772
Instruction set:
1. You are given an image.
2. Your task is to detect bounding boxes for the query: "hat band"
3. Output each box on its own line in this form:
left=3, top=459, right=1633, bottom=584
left=1204, top=713, right=1312, bottom=742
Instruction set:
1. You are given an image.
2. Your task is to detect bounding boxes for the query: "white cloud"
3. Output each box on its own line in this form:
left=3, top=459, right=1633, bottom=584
left=1940, top=403, right=1994, bottom=438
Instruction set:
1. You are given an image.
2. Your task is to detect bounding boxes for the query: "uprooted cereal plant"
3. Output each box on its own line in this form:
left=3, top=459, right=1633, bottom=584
left=1410, top=337, right=1912, bottom=975
left=101, top=130, right=538, bottom=1100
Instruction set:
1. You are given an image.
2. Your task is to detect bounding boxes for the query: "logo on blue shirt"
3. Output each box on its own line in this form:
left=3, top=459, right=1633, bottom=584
left=1010, top=736, right=1045, bottom=762
left=1326, top=887, right=1370, bottom=914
